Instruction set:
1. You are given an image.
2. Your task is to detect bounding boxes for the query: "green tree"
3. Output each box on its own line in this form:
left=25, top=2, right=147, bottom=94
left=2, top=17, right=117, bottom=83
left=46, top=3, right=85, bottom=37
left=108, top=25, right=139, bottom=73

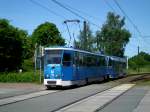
left=96, top=12, right=131, bottom=57
left=0, top=19, right=29, bottom=71
left=129, top=52, right=150, bottom=70
left=74, top=22, right=95, bottom=51
left=17, top=30, right=34, bottom=59
left=32, top=22, right=65, bottom=47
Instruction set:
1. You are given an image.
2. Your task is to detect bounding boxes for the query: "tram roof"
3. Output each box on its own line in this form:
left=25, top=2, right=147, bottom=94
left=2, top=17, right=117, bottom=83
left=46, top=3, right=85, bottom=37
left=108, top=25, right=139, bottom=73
left=109, top=56, right=126, bottom=62
left=44, top=47, right=106, bottom=56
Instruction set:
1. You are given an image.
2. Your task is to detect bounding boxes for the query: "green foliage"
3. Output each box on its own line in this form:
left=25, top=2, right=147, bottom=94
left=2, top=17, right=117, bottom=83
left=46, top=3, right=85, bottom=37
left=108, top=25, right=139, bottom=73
left=0, top=19, right=25, bottom=71
left=22, top=35, right=34, bottom=59
left=0, top=19, right=34, bottom=72
left=96, top=12, right=131, bottom=57
left=0, top=71, right=41, bottom=83
left=22, top=58, right=34, bottom=71
left=129, top=52, right=150, bottom=70
left=74, top=23, right=95, bottom=51
left=32, top=22, right=65, bottom=47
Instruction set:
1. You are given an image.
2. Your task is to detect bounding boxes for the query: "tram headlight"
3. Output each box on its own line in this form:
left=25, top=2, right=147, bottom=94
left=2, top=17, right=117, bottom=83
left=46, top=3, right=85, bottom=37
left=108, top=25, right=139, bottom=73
left=46, top=74, right=49, bottom=78
left=56, top=74, right=61, bottom=79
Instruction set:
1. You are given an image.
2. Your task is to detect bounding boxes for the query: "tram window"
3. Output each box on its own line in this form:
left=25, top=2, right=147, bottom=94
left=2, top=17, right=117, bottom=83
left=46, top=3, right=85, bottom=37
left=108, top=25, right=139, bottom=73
left=91, top=56, right=94, bottom=66
left=45, top=50, right=62, bottom=64
left=97, top=57, right=101, bottom=66
left=74, top=52, right=79, bottom=66
left=108, top=59, right=113, bottom=66
left=95, top=57, right=97, bottom=66
left=83, top=54, right=87, bottom=66
left=102, top=57, right=105, bottom=66
left=79, top=53, right=84, bottom=66
left=86, top=55, right=91, bottom=66
left=84, top=55, right=88, bottom=66
left=97, top=56, right=105, bottom=66
left=63, top=53, right=71, bottom=66
left=47, top=57, right=61, bottom=64
left=123, top=62, right=126, bottom=68
left=73, top=52, right=77, bottom=65
left=86, top=55, right=89, bottom=66
left=91, top=56, right=96, bottom=66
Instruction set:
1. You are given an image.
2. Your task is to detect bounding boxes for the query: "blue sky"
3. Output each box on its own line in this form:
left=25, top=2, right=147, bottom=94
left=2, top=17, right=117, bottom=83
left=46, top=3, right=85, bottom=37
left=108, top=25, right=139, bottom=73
left=0, top=0, right=150, bottom=57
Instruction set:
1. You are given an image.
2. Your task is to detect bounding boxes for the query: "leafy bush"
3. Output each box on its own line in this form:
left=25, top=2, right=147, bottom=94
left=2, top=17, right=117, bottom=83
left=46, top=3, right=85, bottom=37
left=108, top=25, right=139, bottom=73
left=128, top=65, right=150, bottom=74
left=22, top=59, right=34, bottom=71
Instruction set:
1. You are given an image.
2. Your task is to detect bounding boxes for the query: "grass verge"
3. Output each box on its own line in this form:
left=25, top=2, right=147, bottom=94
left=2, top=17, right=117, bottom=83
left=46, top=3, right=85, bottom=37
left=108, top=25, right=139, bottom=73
left=0, top=71, right=43, bottom=83
left=131, top=74, right=150, bottom=86
left=128, top=65, right=150, bottom=75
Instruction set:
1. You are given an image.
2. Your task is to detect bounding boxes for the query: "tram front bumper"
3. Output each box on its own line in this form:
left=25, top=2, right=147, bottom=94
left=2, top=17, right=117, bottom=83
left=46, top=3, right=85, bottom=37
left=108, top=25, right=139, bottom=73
left=44, top=79, right=74, bottom=86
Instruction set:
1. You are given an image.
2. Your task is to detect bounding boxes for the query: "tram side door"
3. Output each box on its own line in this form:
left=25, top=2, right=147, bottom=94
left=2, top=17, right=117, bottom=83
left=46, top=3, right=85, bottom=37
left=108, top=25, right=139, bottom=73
left=62, top=51, right=73, bottom=80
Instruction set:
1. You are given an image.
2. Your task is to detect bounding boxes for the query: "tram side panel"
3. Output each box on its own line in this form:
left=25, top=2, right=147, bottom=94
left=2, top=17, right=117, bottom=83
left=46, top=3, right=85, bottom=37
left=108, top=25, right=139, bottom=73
left=107, top=56, right=127, bottom=78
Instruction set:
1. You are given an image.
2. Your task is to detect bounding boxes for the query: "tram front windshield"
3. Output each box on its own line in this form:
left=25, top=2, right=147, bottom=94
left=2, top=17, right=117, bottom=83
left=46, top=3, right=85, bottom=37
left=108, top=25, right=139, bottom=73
left=45, top=50, right=62, bottom=64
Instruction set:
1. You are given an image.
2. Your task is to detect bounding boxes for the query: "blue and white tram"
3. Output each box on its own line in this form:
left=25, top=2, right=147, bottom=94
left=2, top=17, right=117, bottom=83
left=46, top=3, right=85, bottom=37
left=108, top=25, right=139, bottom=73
left=43, top=47, right=127, bottom=88
left=44, top=47, right=108, bottom=88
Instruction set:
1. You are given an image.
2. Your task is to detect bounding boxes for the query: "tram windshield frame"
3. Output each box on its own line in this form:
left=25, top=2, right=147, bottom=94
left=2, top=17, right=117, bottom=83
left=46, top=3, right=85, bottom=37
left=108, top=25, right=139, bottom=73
left=45, top=50, right=63, bottom=65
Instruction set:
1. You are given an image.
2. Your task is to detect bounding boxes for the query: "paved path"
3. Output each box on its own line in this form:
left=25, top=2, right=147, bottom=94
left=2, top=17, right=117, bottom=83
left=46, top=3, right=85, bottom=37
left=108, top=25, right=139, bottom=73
left=0, top=83, right=45, bottom=99
left=0, top=90, right=57, bottom=106
left=57, top=84, right=135, bottom=112
left=98, top=86, right=150, bottom=112
left=133, top=89, right=150, bottom=112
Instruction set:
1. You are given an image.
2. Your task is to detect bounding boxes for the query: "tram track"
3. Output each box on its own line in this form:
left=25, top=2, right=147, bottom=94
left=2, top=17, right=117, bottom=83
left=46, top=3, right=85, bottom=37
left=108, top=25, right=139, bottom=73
left=56, top=84, right=135, bottom=112
left=51, top=85, right=115, bottom=112
left=129, top=73, right=150, bottom=83
left=0, top=73, right=149, bottom=112
left=52, top=73, right=150, bottom=112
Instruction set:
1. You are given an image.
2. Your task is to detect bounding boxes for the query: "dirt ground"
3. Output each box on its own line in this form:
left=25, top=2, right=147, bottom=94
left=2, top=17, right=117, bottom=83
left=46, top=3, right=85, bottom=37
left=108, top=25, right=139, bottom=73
left=130, top=74, right=150, bottom=85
